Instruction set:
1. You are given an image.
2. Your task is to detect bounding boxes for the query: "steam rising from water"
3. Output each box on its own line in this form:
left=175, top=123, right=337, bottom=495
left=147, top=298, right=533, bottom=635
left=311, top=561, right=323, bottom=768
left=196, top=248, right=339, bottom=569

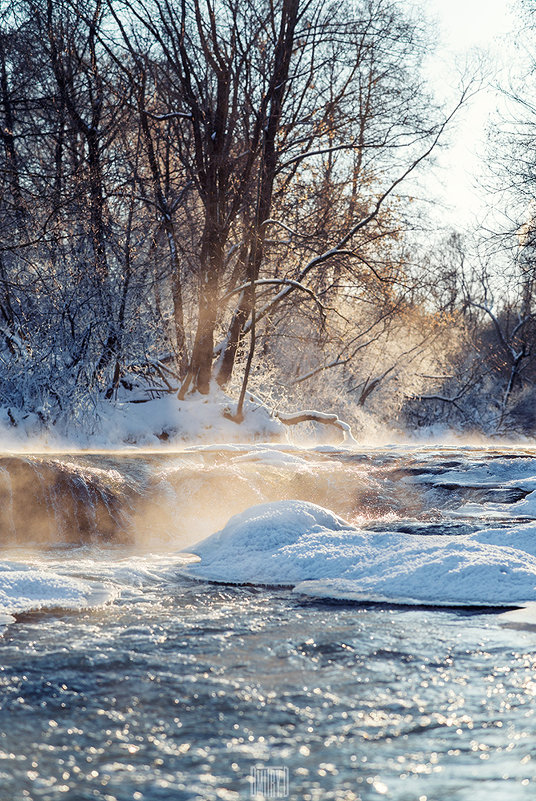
left=0, top=449, right=424, bottom=549
left=0, top=443, right=535, bottom=555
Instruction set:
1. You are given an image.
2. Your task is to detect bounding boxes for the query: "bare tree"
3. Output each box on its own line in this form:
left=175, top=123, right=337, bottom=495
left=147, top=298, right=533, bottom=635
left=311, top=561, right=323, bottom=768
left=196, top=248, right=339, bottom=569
left=109, top=0, right=461, bottom=406
left=0, top=0, right=477, bottom=436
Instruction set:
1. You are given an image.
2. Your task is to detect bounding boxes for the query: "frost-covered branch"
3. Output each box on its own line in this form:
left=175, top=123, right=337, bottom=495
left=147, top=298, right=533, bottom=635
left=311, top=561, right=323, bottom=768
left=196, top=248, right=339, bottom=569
left=466, top=300, right=511, bottom=356
left=246, top=88, right=473, bottom=333
left=143, top=109, right=193, bottom=121
left=279, top=140, right=358, bottom=169
left=220, top=278, right=324, bottom=312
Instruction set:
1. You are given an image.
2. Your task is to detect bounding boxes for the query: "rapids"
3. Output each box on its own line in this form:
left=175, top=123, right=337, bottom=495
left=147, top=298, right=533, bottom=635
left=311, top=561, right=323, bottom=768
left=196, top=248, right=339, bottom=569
left=1, top=444, right=536, bottom=800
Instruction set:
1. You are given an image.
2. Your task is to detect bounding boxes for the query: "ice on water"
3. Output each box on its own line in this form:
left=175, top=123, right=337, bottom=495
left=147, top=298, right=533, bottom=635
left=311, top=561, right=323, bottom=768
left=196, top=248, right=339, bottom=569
left=0, top=561, right=117, bottom=633
left=4, top=446, right=536, bottom=618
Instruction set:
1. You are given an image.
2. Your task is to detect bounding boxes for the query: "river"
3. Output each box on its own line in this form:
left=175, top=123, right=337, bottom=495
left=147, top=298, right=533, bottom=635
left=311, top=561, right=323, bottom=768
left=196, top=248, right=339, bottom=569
left=0, top=444, right=535, bottom=801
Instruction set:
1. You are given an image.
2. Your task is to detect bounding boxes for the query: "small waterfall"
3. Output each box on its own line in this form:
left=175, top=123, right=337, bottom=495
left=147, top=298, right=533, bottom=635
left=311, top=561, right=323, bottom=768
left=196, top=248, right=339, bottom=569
left=0, top=446, right=506, bottom=548
left=0, top=455, right=142, bottom=544
left=0, top=449, right=401, bottom=547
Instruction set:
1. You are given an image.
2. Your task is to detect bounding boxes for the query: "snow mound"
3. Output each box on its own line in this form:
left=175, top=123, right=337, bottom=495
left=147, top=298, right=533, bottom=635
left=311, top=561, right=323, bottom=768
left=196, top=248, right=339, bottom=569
left=231, top=449, right=309, bottom=465
left=181, top=500, right=536, bottom=606
left=294, top=542, right=536, bottom=607
left=91, top=389, right=284, bottom=447
left=472, top=523, right=536, bottom=554
left=0, top=387, right=284, bottom=449
left=0, top=562, right=117, bottom=633
left=181, top=500, right=356, bottom=584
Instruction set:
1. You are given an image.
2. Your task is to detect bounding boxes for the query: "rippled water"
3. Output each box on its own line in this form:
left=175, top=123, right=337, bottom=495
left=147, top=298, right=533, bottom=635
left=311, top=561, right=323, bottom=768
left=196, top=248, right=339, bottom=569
left=1, top=445, right=536, bottom=800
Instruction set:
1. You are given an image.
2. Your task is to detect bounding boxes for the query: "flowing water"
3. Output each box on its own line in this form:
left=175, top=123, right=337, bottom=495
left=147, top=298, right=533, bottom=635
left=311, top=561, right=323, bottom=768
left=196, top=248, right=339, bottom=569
left=1, top=445, right=536, bottom=801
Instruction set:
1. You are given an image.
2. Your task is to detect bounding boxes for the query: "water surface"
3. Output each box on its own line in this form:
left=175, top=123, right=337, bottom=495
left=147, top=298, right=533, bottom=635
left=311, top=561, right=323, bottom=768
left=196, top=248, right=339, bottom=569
left=0, top=445, right=535, bottom=800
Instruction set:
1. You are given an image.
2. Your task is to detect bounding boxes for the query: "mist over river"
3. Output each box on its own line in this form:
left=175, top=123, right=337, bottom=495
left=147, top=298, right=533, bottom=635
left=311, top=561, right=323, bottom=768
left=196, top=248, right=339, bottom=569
left=0, top=445, right=536, bottom=800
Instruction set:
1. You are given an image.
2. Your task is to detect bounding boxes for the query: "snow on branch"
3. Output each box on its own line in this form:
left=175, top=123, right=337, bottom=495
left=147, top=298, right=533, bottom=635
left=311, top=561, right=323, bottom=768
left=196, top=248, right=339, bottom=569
left=279, top=140, right=358, bottom=169
left=244, top=88, right=474, bottom=335
left=261, top=219, right=315, bottom=238
left=143, top=109, right=193, bottom=121
left=220, top=278, right=325, bottom=314
left=276, top=409, right=357, bottom=445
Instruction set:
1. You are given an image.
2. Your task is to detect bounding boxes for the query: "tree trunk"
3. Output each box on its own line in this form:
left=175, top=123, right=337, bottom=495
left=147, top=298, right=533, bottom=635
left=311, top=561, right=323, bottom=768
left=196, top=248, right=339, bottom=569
left=87, top=128, right=109, bottom=281
left=215, top=0, right=299, bottom=387
left=180, top=224, right=224, bottom=396
left=138, top=80, right=188, bottom=375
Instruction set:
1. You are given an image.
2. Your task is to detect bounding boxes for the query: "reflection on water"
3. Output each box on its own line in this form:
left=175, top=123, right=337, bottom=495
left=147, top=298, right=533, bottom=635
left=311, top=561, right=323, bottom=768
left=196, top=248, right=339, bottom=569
left=0, top=445, right=535, bottom=800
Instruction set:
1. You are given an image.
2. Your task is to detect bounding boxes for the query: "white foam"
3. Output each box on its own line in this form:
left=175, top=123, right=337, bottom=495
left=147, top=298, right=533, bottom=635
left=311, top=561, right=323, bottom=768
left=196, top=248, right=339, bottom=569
left=77, top=553, right=197, bottom=587
left=412, top=458, right=536, bottom=491
left=407, top=456, right=536, bottom=520
left=181, top=500, right=536, bottom=606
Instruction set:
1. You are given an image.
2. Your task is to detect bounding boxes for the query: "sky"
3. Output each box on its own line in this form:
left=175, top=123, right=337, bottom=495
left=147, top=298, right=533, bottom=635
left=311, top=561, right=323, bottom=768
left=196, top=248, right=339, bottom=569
left=419, top=0, right=519, bottom=228
left=427, top=0, right=515, bottom=51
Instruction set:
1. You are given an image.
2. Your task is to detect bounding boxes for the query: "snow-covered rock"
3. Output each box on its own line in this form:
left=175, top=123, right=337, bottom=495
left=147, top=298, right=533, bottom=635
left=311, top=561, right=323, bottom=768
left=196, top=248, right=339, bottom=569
left=181, top=500, right=356, bottom=584
left=181, top=499, right=536, bottom=606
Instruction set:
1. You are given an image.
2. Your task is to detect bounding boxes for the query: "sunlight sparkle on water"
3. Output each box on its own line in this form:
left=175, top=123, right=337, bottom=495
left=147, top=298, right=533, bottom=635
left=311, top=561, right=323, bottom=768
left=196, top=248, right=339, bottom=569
left=0, top=446, right=535, bottom=799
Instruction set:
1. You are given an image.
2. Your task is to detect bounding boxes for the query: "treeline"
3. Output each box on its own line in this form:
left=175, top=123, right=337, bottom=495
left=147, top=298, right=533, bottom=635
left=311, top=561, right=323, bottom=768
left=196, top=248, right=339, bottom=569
left=0, top=0, right=534, bottom=436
